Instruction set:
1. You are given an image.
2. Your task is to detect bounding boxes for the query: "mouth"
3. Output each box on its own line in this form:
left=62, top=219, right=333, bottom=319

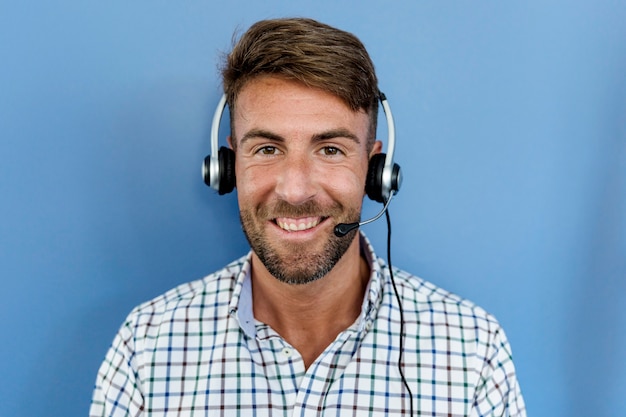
left=274, top=216, right=327, bottom=232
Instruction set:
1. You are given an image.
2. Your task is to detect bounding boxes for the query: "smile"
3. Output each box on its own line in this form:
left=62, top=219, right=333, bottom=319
left=275, top=216, right=324, bottom=232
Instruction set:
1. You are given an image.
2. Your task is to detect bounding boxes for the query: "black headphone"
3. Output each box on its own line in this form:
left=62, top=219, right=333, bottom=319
left=202, top=92, right=401, bottom=203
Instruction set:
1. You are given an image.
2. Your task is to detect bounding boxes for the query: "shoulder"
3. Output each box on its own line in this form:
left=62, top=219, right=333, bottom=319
left=118, top=255, right=248, bottom=341
left=385, top=265, right=525, bottom=414
left=384, top=264, right=519, bottom=375
left=391, top=265, right=492, bottom=314
left=386, top=264, right=505, bottom=344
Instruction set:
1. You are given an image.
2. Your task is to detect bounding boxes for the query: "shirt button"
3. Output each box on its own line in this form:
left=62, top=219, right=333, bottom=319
left=281, top=347, right=294, bottom=357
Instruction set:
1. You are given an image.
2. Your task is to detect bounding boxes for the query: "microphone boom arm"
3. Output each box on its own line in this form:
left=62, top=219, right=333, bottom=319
left=334, top=192, right=395, bottom=237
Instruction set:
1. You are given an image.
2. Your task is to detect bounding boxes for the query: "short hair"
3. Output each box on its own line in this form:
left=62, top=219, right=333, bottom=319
left=221, top=18, right=380, bottom=149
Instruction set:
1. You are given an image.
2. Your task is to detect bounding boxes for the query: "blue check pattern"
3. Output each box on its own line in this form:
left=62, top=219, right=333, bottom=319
left=90, top=234, right=525, bottom=416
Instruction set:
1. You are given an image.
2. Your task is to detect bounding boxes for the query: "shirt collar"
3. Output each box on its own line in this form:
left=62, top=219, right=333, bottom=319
left=228, top=255, right=256, bottom=337
left=228, top=232, right=385, bottom=338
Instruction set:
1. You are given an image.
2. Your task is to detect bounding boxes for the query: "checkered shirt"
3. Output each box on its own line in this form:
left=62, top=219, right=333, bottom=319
left=90, top=234, right=525, bottom=416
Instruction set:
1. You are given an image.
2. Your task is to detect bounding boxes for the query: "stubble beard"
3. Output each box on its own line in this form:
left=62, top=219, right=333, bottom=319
left=239, top=200, right=360, bottom=285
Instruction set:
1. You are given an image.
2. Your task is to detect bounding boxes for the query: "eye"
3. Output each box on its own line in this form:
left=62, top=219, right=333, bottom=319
left=256, top=146, right=280, bottom=155
left=320, top=146, right=342, bottom=156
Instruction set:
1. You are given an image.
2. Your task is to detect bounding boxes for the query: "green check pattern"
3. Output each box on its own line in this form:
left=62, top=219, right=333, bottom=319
left=90, top=234, right=525, bottom=416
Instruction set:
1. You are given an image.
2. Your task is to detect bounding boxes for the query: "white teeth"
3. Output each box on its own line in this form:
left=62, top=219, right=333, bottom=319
left=277, top=218, right=320, bottom=232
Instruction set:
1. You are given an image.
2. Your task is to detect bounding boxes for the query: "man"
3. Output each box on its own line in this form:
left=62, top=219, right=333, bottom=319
left=91, top=18, right=525, bottom=416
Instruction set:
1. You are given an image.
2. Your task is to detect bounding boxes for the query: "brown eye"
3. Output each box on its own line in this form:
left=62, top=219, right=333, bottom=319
left=258, top=146, right=278, bottom=155
left=322, top=146, right=340, bottom=156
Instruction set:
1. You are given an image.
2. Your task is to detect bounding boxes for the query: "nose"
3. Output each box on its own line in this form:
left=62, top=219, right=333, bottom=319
left=274, top=153, right=317, bottom=205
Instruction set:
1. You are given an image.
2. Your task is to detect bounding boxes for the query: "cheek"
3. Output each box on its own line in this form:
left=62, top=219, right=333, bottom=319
left=319, top=166, right=368, bottom=200
left=235, top=164, right=275, bottom=204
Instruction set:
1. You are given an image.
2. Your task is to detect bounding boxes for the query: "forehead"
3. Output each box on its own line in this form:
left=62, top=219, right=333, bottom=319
left=232, top=77, right=370, bottom=142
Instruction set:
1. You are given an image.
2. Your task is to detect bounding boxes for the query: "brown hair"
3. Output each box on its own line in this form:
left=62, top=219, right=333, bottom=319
left=221, top=18, right=380, bottom=148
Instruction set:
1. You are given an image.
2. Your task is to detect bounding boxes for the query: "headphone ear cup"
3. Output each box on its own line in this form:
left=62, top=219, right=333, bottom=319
left=202, top=155, right=212, bottom=187
left=366, top=153, right=386, bottom=203
left=217, top=146, right=236, bottom=195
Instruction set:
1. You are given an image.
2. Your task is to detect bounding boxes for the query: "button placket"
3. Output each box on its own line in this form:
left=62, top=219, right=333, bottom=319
left=281, top=347, right=294, bottom=358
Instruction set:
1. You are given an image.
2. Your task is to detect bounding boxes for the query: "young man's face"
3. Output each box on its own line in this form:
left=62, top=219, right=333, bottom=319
left=230, top=76, right=380, bottom=285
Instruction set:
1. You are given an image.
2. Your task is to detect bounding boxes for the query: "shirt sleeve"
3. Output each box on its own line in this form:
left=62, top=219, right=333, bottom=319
left=471, top=325, right=526, bottom=417
left=90, top=318, right=145, bottom=417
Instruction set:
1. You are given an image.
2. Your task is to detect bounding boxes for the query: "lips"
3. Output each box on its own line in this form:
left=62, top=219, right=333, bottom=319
left=275, top=216, right=324, bottom=232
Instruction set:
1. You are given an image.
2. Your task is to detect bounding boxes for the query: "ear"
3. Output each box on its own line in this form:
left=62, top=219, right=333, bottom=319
left=370, top=140, right=383, bottom=158
left=227, top=135, right=234, bottom=150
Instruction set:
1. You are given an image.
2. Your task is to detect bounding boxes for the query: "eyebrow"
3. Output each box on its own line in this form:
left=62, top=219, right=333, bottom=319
left=312, top=129, right=361, bottom=144
left=238, top=128, right=361, bottom=146
left=239, top=129, right=284, bottom=146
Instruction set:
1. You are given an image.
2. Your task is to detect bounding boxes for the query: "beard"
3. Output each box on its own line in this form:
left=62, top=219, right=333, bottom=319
left=240, top=199, right=360, bottom=285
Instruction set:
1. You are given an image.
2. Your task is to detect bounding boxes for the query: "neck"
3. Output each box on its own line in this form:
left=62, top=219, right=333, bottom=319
left=251, top=235, right=370, bottom=368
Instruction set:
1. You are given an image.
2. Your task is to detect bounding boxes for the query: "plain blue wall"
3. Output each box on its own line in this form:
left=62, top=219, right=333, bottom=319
left=1, top=1, right=624, bottom=416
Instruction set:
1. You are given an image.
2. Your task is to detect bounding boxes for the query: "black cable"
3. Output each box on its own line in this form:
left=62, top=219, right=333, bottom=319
left=385, top=208, right=414, bottom=416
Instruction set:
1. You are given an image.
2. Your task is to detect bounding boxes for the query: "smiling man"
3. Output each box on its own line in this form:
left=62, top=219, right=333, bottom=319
left=234, top=76, right=377, bottom=369
left=90, top=18, right=526, bottom=416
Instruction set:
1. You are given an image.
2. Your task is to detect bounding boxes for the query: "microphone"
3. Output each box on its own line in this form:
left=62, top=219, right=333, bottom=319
left=334, top=194, right=395, bottom=237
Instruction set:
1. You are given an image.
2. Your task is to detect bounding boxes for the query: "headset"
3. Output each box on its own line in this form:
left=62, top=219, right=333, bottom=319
left=203, top=92, right=401, bottom=203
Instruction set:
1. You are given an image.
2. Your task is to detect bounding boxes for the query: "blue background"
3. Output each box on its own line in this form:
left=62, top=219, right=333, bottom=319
left=1, top=1, right=625, bottom=416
